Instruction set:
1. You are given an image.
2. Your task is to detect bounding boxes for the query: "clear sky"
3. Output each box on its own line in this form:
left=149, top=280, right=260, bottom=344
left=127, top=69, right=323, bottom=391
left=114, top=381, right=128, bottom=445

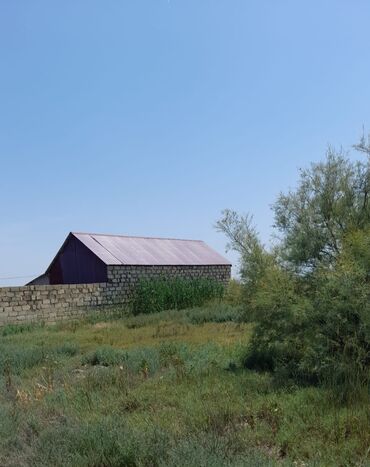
left=1, top=1, right=370, bottom=285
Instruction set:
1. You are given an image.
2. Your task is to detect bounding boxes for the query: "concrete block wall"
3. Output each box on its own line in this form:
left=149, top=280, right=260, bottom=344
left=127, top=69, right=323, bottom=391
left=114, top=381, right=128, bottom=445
left=0, top=264, right=231, bottom=326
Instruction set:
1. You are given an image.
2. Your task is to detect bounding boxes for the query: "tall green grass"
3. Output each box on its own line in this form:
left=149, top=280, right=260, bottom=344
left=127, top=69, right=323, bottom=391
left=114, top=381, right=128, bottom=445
left=132, top=276, right=225, bottom=315
left=124, top=303, right=243, bottom=329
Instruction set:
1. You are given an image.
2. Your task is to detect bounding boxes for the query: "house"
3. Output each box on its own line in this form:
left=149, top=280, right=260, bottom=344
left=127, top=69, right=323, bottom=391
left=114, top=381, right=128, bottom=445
left=28, top=232, right=231, bottom=286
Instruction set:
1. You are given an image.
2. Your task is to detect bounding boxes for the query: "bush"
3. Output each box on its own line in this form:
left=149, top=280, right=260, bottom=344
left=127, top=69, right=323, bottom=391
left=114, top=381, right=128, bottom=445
left=302, top=243, right=370, bottom=402
left=243, top=265, right=316, bottom=383
left=132, top=277, right=225, bottom=315
left=243, top=231, right=370, bottom=401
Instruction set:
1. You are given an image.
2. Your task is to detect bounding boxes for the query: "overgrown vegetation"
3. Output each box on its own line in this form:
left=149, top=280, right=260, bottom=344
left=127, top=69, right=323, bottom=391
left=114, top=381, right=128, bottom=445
left=216, top=134, right=370, bottom=403
left=0, top=134, right=369, bottom=465
left=132, top=276, right=224, bottom=315
left=0, top=307, right=368, bottom=466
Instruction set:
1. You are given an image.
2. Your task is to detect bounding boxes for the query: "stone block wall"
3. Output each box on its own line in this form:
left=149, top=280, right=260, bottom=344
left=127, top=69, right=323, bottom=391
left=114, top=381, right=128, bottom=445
left=106, top=264, right=231, bottom=303
left=0, top=264, right=231, bottom=326
left=0, top=283, right=108, bottom=327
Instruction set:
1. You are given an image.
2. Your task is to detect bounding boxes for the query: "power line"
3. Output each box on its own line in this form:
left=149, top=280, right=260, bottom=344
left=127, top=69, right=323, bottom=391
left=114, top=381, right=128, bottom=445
left=0, top=274, right=38, bottom=281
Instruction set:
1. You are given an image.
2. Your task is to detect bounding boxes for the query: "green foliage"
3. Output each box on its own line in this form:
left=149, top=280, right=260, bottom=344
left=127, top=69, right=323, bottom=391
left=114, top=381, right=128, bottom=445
left=224, top=278, right=244, bottom=305
left=218, top=134, right=370, bottom=403
left=132, top=276, right=224, bottom=315
left=216, top=210, right=272, bottom=302
left=243, top=228, right=370, bottom=401
left=273, top=146, right=370, bottom=271
left=244, top=265, right=316, bottom=383
left=303, top=234, right=370, bottom=402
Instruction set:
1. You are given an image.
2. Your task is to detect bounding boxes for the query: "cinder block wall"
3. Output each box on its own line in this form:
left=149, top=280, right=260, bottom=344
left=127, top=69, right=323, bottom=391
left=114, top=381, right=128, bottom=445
left=0, top=264, right=231, bottom=326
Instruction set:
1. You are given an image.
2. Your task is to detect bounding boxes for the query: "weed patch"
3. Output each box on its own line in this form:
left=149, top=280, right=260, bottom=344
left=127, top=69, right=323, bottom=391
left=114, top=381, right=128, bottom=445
left=0, top=305, right=367, bottom=466
left=132, top=277, right=225, bottom=315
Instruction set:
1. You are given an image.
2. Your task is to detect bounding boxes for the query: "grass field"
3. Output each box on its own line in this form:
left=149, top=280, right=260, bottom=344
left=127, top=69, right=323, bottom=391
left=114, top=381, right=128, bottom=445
left=0, top=304, right=368, bottom=466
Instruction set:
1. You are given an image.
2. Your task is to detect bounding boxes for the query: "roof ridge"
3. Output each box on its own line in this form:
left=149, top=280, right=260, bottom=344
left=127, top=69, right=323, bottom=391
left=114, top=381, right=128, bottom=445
left=71, top=232, right=204, bottom=242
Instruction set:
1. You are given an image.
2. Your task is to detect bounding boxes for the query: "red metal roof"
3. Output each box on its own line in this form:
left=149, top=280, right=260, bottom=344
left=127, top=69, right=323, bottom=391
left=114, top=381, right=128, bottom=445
left=72, top=232, right=231, bottom=266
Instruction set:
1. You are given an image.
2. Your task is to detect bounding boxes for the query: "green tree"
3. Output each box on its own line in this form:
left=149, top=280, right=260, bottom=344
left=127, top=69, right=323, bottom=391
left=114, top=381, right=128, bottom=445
left=215, top=209, right=274, bottom=306
left=216, top=134, right=370, bottom=401
left=273, top=142, right=370, bottom=271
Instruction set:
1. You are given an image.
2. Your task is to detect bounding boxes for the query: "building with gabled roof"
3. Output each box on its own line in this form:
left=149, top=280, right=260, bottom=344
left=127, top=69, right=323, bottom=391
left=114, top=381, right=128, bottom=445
left=28, top=232, right=231, bottom=286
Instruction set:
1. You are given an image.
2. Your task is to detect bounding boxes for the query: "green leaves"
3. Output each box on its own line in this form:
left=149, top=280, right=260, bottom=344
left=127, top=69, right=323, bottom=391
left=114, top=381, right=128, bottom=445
left=273, top=146, right=370, bottom=271
left=217, top=133, right=370, bottom=402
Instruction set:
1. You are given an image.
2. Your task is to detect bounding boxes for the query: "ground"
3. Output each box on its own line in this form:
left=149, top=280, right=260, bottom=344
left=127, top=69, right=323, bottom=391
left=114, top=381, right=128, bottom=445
left=0, top=304, right=368, bottom=466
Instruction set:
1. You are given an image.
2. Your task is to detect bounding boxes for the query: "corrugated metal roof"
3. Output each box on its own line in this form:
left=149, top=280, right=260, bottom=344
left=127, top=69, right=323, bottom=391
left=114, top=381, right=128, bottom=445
left=72, top=232, right=231, bottom=266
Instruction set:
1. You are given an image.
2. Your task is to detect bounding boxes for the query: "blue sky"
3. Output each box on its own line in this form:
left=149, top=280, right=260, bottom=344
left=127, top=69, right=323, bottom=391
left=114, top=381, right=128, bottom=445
left=1, top=1, right=370, bottom=285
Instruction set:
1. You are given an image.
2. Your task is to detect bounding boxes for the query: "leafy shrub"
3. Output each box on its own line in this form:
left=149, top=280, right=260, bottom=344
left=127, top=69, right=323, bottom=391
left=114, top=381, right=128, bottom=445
left=243, top=265, right=316, bottom=383
left=243, top=234, right=370, bottom=400
left=302, top=241, right=370, bottom=402
left=132, top=276, right=225, bottom=315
